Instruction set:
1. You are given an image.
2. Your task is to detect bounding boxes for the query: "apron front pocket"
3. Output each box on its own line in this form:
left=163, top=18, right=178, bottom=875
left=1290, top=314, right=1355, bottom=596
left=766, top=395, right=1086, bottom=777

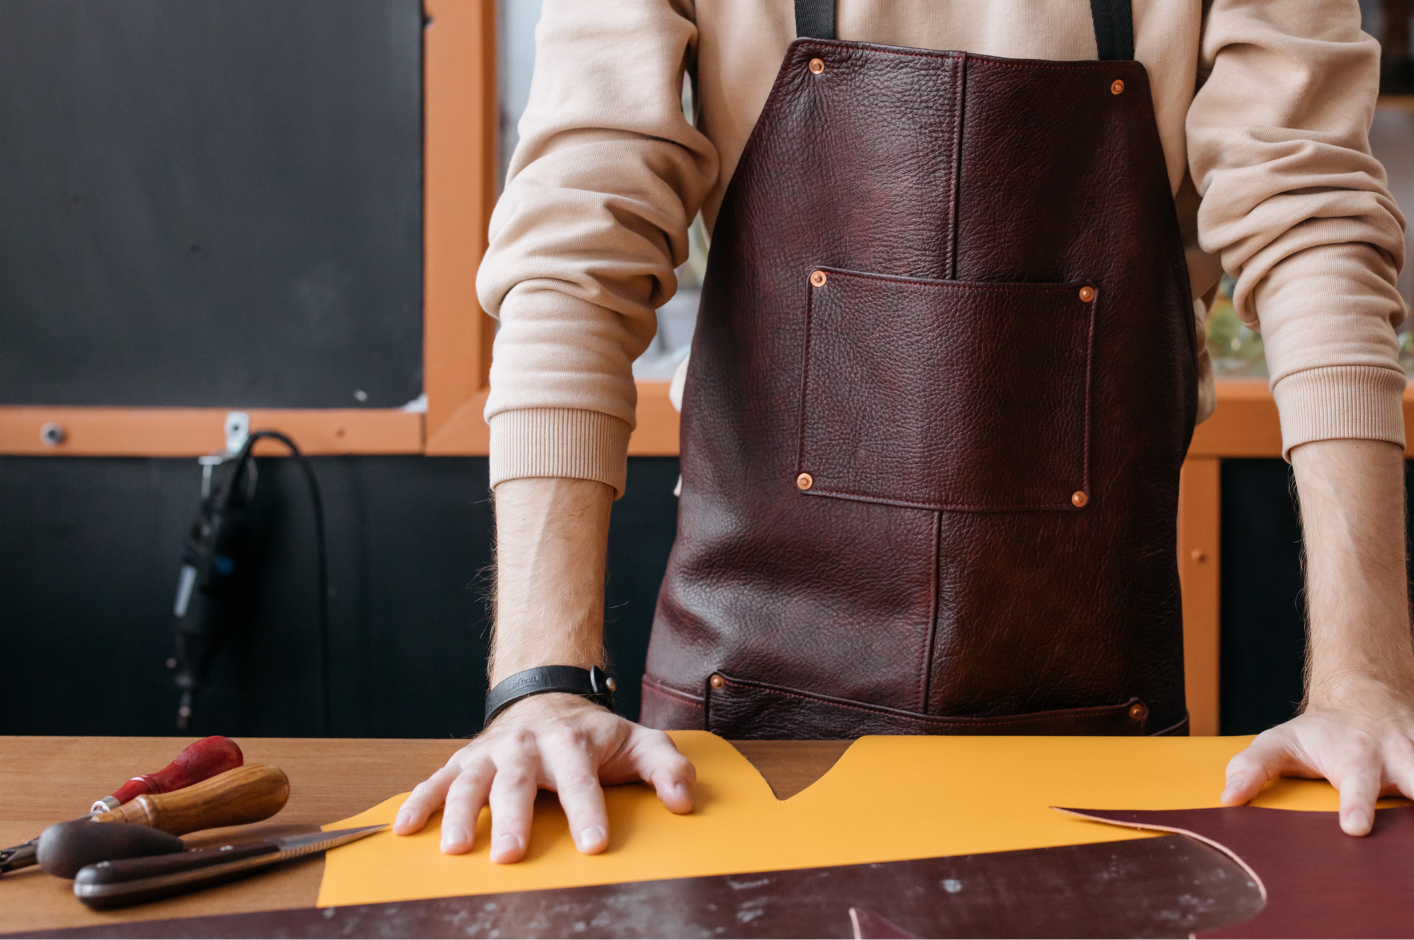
left=797, top=268, right=1095, bottom=512
left=705, top=672, right=1153, bottom=739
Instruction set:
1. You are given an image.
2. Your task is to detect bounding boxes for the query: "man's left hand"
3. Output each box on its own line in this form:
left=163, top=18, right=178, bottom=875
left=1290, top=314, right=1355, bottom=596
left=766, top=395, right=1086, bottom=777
left=1223, top=675, right=1414, bottom=835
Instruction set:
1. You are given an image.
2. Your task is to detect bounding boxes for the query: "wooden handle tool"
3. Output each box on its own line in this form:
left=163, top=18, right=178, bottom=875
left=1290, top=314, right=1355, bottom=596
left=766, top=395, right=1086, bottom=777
left=92, top=736, right=244, bottom=813
left=91, top=764, right=290, bottom=836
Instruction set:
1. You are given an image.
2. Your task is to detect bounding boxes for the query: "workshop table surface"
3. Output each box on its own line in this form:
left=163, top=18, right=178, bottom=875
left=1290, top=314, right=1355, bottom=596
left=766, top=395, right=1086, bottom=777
left=0, top=736, right=850, bottom=935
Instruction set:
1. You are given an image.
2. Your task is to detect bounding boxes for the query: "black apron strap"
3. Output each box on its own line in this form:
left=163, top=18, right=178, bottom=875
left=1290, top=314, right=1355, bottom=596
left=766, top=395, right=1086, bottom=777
left=794, top=0, right=835, bottom=40
left=793, top=0, right=1133, bottom=61
left=1088, top=0, right=1135, bottom=60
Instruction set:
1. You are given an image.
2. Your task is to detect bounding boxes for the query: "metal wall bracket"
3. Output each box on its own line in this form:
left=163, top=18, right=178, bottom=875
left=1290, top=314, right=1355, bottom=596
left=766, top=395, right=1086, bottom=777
left=223, top=412, right=250, bottom=457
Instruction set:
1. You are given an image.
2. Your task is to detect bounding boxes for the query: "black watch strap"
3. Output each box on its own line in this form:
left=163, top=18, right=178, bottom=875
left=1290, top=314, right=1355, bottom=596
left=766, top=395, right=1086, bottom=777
left=483, top=665, right=617, bottom=728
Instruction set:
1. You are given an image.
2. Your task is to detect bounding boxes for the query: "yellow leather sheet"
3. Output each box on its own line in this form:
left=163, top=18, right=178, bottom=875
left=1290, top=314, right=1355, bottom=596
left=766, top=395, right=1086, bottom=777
left=318, top=731, right=1350, bottom=908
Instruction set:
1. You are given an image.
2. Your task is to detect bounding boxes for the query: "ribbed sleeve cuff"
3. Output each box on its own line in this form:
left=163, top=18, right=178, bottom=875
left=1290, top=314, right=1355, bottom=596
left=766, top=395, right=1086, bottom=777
left=488, top=408, right=632, bottom=497
left=1272, top=365, right=1407, bottom=460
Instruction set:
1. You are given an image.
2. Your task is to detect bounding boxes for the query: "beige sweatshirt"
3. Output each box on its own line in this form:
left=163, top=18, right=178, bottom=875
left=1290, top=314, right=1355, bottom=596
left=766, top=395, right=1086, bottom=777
left=477, top=0, right=1408, bottom=497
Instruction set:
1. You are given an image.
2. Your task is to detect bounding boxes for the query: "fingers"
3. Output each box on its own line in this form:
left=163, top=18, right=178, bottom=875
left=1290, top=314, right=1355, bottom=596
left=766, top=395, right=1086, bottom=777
left=1382, top=736, right=1414, bottom=803
left=438, top=758, right=496, bottom=854
left=393, top=764, right=460, bottom=835
left=628, top=728, right=696, bottom=814
left=1336, top=769, right=1382, bottom=836
left=1323, top=731, right=1384, bottom=837
left=487, top=731, right=541, bottom=863
left=541, top=737, right=610, bottom=855
left=1222, top=729, right=1304, bottom=806
left=396, top=711, right=695, bottom=864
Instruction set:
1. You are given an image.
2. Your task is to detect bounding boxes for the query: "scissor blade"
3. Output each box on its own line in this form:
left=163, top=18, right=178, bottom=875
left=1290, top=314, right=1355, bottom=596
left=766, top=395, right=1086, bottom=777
left=0, top=840, right=38, bottom=874
left=274, top=824, right=386, bottom=861
left=1, top=807, right=115, bottom=875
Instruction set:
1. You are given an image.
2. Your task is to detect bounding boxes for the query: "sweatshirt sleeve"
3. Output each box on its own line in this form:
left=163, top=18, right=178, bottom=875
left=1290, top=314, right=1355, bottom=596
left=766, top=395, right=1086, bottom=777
left=475, top=0, right=719, bottom=496
left=1186, top=0, right=1408, bottom=457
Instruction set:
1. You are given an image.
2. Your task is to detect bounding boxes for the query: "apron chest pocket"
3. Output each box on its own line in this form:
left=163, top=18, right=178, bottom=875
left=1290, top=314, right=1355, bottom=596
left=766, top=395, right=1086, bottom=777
left=797, top=267, right=1095, bottom=512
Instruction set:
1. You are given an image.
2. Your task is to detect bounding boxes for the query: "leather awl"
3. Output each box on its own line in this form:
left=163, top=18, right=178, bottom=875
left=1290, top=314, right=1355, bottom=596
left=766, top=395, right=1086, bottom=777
left=91, top=764, right=290, bottom=835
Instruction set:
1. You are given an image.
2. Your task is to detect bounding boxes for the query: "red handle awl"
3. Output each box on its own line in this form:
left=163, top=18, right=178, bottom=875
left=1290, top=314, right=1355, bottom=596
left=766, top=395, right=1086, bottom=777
left=94, top=737, right=244, bottom=813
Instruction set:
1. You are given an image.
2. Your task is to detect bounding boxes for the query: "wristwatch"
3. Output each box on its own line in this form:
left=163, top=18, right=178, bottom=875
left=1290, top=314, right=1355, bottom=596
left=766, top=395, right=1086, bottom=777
left=483, top=665, right=617, bottom=728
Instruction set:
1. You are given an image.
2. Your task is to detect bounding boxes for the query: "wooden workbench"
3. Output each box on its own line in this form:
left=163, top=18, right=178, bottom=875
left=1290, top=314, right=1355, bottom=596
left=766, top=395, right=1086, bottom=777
left=0, top=736, right=849, bottom=936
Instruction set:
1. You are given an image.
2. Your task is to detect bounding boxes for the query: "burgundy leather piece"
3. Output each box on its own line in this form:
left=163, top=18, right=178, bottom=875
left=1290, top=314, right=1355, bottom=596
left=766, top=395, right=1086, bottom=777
left=800, top=269, right=1094, bottom=511
left=1060, top=805, right=1414, bottom=938
left=850, top=907, right=919, bottom=939
left=706, top=672, right=1151, bottom=738
left=646, top=39, right=1195, bottom=738
left=24, top=834, right=1262, bottom=938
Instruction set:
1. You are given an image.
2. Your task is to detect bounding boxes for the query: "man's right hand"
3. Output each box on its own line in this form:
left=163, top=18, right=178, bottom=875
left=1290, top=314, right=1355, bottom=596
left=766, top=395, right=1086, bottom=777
left=413, top=476, right=692, bottom=861
left=392, top=693, right=696, bottom=862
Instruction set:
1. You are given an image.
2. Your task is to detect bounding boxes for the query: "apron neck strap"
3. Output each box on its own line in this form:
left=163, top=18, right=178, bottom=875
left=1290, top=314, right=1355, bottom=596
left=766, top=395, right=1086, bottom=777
left=793, top=0, right=836, bottom=40
left=1087, top=0, right=1135, bottom=60
left=792, top=0, right=1134, bottom=61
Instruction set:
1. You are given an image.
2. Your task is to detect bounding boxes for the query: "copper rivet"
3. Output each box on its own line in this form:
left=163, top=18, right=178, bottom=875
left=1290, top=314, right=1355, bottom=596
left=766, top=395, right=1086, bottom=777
left=1111, top=79, right=1125, bottom=95
left=1191, top=549, right=1207, bottom=563
left=797, top=472, right=814, bottom=491
left=710, top=673, right=726, bottom=690
left=1079, top=285, right=1096, bottom=302
left=809, top=57, right=825, bottom=74
left=1071, top=490, right=1088, bottom=508
left=810, top=270, right=827, bottom=287
left=1129, top=702, right=1148, bottom=721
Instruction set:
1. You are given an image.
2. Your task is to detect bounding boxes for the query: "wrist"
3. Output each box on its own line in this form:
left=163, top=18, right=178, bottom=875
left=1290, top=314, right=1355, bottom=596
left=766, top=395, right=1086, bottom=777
left=1307, top=661, right=1414, bottom=709
left=489, top=641, right=604, bottom=686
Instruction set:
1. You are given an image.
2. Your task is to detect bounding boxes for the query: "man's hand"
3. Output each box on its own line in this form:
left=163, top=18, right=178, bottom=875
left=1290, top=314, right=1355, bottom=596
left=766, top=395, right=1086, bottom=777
left=1222, top=675, right=1414, bottom=835
left=392, top=693, right=695, bottom=862
left=392, top=476, right=695, bottom=861
left=1222, top=438, right=1414, bottom=835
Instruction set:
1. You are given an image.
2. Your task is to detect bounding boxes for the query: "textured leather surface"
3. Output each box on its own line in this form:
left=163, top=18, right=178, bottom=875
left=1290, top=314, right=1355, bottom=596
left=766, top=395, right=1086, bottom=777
left=644, top=39, right=1195, bottom=738
left=800, top=268, right=1094, bottom=511
left=1063, top=805, right=1414, bottom=938
left=706, top=673, right=1151, bottom=739
left=24, top=835, right=1262, bottom=938
left=850, top=908, right=918, bottom=939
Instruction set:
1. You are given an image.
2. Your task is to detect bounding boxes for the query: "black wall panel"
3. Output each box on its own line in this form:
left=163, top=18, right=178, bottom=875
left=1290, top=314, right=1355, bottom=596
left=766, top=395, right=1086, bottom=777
left=0, top=0, right=424, bottom=408
left=0, top=456, right=680, bottom=737
left=1218, top=460, right=1307, bottom=734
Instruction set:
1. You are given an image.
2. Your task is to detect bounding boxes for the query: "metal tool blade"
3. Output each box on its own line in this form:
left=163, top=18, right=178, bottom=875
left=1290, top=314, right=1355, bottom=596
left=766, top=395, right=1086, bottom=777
left=0, top=839, right=38, bottom=874
left=0, top=808, right=137, bottom=875
left=0, top=807, right=113, bottom=876
left=274, top=824, right=386, bottom=861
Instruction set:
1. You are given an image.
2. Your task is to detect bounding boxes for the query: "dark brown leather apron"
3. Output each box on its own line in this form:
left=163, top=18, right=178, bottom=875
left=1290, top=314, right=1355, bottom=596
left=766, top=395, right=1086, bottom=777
left=642, top=0, right=1197, bottom=739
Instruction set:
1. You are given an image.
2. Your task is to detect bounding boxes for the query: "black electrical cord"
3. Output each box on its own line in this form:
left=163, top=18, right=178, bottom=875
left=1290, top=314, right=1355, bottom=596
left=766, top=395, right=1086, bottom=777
left=226, top=431, right=332, bottom=736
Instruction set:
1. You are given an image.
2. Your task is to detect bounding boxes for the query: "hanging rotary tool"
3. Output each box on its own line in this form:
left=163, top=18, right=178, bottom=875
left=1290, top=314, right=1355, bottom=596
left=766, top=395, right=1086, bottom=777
left=168, top=419, right=331, bottom=734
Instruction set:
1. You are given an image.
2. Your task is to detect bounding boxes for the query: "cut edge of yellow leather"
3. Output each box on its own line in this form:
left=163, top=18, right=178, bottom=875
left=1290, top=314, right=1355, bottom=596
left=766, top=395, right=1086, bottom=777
left=317, top=732, right=1381, bottom=908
